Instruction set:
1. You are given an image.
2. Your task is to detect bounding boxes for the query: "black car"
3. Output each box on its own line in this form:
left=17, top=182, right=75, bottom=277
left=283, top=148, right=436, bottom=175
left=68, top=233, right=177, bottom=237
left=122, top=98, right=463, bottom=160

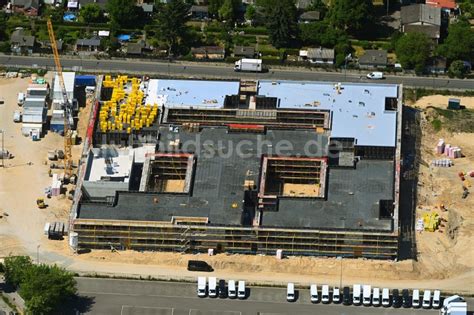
left=392, top=289, right=402, bottom=308
left=342, top=286, right=351, bottom=305
left=218, top=279, right=227, bottom=298
left=402, top=289, right=411, bottom=308
left=187, top=260, right=213, bottom=272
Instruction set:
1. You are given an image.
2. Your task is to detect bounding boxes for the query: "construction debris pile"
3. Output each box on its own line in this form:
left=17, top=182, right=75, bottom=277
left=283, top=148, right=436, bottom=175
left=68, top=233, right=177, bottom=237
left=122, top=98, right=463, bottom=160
left=100, top=75, right=158, bottom=133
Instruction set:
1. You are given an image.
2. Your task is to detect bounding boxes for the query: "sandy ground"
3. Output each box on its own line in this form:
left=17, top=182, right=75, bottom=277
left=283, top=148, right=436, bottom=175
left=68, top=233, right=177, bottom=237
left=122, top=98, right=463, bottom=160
left=410, top=95, right=474, bottom=110
left=1, top=77, right=473, bottom=293
left=0, top=75, right=89, bottom=259
left=412, top=95, right=474, bottom=289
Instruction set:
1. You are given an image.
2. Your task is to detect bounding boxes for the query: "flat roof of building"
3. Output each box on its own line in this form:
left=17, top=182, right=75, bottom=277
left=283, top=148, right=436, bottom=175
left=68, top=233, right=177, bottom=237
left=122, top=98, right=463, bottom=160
left=145, top=79, right=240, bottom=109
left=78, top=126, right=393, bottom=231
left=258, top=81, right=398, bottom=147
left=144, top=79, right=398, bottom=147
left=85, top=148, right=134, bottom=182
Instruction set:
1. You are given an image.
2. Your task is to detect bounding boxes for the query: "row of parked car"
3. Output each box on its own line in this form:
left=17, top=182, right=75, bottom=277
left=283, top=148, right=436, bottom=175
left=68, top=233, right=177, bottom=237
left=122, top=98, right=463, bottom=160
left=196, top=277, right=442, bottom=310
left=197, top=277, right=247, bottom=299
left=299, top=284, right=442, bottom=309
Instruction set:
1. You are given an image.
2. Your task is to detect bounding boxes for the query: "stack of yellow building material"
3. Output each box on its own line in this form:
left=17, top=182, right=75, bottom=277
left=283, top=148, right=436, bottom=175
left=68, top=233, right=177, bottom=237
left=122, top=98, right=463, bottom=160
left=423, top=212, right=440, bottom=232
left=99, top=76, right=159, bottom=133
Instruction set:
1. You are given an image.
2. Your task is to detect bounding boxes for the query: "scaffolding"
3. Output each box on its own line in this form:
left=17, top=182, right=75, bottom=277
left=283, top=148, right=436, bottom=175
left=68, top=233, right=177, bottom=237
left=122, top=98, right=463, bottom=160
left=164, top=108, right=330, bottom=129
left=73, top=218, right=398, bottom=259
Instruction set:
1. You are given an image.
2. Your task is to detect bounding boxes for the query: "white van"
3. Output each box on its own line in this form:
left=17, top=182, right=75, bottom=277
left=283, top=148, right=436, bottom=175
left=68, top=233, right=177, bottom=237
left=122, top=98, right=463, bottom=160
left=238, top=281, right=246, bottom=299
left=287, top=283, right=295, bottom=302
left=412, top=289, right=421, bottom=308
left=432, top=290, right=441, bottom=309
left=208, top=277, right=217, bottom=298
left=362, top=285, right=372, bottom=306
left=17, top=92, right=25, bottom=106
left=353, top=284, right=362, bottom=305
left=310, top=284, right=319, bottom=303
left=228, top=280, right=237, bottom=299
left=321, top=285, right=330, bottom=304
left=372, top=287, right=380, bottom=306
left=332, top=287, right=341, bottom=304
left=367, top=72, right=384, bottom=80
left=382, top=288, right=390, bottom=307
left=423, top=290, right=432, bottom=308
left=197, top=277, right=206, bottom=297
left=13, top=110, right=21, bottom=122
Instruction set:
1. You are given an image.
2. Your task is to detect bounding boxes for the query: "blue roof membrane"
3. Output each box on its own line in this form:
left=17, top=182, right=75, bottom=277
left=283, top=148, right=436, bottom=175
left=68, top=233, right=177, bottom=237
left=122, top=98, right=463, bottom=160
left=146, top=79, right=240, bottom=109
left=258, top=80, right=398, bottom=147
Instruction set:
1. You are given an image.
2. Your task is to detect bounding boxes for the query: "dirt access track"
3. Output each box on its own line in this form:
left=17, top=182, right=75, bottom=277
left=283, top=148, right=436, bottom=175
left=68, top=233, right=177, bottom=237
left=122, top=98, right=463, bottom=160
left=0, top=77, right=472, bottom=293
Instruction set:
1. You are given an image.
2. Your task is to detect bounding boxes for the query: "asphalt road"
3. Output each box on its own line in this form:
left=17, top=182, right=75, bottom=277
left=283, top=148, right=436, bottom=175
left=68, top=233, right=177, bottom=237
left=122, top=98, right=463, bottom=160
left=70, top=277, right=456, bottom=315
left=2, top=55, right=474, bottom=90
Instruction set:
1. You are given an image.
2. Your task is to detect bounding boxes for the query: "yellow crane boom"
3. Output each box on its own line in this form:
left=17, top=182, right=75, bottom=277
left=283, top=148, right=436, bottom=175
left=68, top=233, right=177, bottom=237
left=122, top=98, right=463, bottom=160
left=47, top=18, right=73, bottom=179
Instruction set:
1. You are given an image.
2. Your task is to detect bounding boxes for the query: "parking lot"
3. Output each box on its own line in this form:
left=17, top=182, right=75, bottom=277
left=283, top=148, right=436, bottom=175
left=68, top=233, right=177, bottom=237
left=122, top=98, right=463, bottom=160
left=73, top=277, right=449, bottom=315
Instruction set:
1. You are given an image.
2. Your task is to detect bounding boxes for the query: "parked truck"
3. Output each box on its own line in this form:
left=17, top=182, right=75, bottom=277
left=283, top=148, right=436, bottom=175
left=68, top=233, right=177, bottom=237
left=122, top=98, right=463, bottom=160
left=234, top=59, right=263, bottom=72
left=440, top=295, right=467, bottom=315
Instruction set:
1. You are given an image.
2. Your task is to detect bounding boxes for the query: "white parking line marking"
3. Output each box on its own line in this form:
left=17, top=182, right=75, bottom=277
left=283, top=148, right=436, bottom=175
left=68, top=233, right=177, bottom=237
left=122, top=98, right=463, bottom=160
left=121, top=305, right=174, bottom=314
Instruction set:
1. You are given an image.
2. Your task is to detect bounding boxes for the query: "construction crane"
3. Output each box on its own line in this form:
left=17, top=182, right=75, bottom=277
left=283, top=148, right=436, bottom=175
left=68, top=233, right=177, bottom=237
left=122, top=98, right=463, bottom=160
left=47, top=18, right=73, bottom=180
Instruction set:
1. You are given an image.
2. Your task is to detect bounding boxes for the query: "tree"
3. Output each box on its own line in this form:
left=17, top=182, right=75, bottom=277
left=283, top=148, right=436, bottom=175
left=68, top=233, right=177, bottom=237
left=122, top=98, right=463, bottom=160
left=328, top=0, right=374, bottom=33
left=437, top=21, right=474, bottom=62
left=395, top=32, right=431, bottom=73
left=208, top=0, right=224, bottom=16
left=3, top=256, right=77, bottom=314
left=155, top=0, right=192, bottom=56
left=0, top=12, right=8, bottom=41
left=307, top=0, right=327, bottom=17
left=218, top=0, right=240, bottom=24
left=264, top=0, right=297, bottom=48
left=299, top=21, right=348, bottom=47
left=106, top=0, right=143, bottom=28
left=448, top=60, right=469, bottom=78
left=3, top=256, right=32, bottom=288
left=20, top=264, right=77, bottom=314
left=244, top=4, right=256, bottom=23
left=80, top=3, right=102, bottom=23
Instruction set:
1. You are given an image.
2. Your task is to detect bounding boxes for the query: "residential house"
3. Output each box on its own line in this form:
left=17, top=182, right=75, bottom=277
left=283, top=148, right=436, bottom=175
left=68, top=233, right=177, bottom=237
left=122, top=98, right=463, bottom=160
left=426, top=56, right=447, bottom=74
left=191, top=46, right=225, bottom=60
left=190, top=5, right=209, bottom=20
left=38, top=39, right=63, bottom=53
left=296, top=0, right=311, bottom=10
left=75, top=37, right=101, bottom=52
left=298, top=11, right=321, bottom=23
left=401, top=4, right=442, bottom=43
left=358, top=50, right=388, bottom=69
left=300, top=47, right=335, bottom=64
left=126, top=40, right=150, bottom=56
left=425, top=0, right=456, bottom=11
left=10, top=0, right=39, bottom=16
left=10, top=29, right=35, bottom=55
left=137, top=3, right=153, bottom=16
left=233, top=45, right=255, bottom=58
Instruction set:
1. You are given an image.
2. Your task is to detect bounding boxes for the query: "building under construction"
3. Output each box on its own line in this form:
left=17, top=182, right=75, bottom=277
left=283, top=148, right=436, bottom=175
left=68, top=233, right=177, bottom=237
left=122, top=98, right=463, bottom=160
left=71, top=77, right=403, bottom=259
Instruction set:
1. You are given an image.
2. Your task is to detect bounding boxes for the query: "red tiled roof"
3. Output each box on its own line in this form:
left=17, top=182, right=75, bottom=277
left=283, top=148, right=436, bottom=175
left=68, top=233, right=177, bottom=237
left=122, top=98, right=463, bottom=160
left=425, top=0, right=455, bottom=9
